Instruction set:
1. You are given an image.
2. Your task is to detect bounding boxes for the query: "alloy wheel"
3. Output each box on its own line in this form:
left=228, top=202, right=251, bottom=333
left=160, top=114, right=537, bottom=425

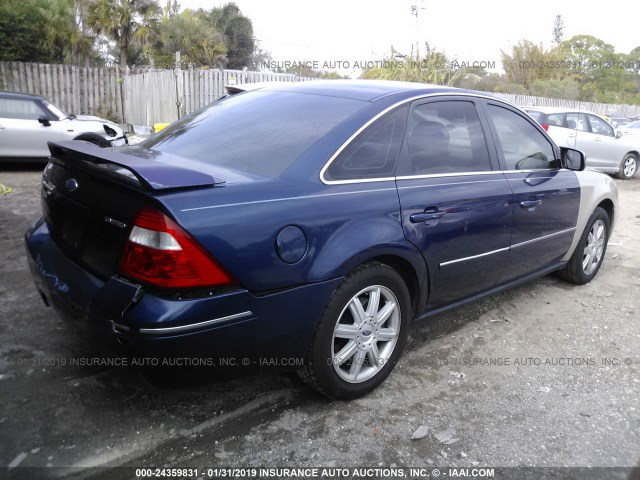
left=331, top=285, right=400, bottom=383
left=582, top=219, right=606, bottom=276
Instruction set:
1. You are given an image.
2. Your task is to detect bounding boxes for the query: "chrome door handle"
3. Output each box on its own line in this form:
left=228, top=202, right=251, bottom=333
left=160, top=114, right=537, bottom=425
left=520, top=199, right=542, bottom=208
left=410, top=208, right=446, bottom=223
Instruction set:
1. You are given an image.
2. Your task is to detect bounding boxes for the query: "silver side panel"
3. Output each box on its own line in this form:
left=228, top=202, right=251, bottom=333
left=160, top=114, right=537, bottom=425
left=562, top=171, right=618, bottom=261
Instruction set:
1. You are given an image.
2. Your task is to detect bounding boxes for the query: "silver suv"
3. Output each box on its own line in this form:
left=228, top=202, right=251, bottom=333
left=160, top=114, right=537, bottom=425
left=522, top=106, right=638, bottom=179
left=0, top=91, right=127, bottom=161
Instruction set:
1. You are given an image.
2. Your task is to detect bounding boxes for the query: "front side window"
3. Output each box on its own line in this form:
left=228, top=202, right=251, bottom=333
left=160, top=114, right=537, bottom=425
left=0, top=98, right=45, bottom=120
left=397, top=100, right=491, bottom=176
left=45, top=101, right=67, bottom=120
left=324, top=105, right=407, bottom=181
left=588, top=115, right=614, bottom=137
left=487, top=104, right=558, bottom=171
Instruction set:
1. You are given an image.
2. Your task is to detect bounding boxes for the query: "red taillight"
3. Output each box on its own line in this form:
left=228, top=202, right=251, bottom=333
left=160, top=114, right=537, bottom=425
left=541, top=124, right=549, bottom=132
left=118, top=207, right=236, bottom=289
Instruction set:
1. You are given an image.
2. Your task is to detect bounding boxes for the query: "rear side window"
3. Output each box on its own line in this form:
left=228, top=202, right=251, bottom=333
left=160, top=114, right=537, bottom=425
left=144, top=91, right=365, bottom=177
left=397, top=100, right=491, bottom=176
left=487, top=105, right=558, bottom=170
left=0, top=98, right=45, bottom=120
left=324, top=105, right=408, bottom=182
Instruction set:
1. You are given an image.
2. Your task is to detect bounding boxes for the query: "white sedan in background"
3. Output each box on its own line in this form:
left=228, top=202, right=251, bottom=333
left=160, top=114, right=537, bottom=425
left=617, top=120, right=640, bottom=139
left=0, top=91, right=127, bottom=162
left=522, top=106, right=639, bottom=179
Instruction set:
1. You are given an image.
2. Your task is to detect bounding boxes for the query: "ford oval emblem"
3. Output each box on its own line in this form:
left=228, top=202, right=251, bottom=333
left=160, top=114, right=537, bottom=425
left=362, top=330, right=372, bottom=337
left=65, top=178, right=79, bottom=192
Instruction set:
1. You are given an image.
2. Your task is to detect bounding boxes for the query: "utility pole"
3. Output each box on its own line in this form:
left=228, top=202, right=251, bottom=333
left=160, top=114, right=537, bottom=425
left=411, top=1, right=425, bottom=59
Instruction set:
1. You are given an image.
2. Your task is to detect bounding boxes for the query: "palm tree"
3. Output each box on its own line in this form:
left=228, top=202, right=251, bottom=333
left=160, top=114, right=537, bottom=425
left=36, top=0, right=94, bottom=64
left=154, top=9, right=227, bottom=68
left=87, top=0, right=160, bottom=75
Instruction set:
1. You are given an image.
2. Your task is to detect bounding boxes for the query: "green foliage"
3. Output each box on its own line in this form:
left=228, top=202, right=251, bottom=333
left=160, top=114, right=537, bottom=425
left=277, top=64, right=347, bottom=79
left=88, top=0, right=162, bottom=73
left=195, top=3, right=255, bottom=69
left=151, top=9, right=226, bottom=68
left=558, top=35, right=626, bottom=102
left=38, top=0, right=94, bottom=65
left=360, top=46, right=464, bottom=86
left=0, top=0, right=87, bottom=63
left=496, top=35, right=640, bottom=104
left=501, top=40, right=559, bottom=90
left=530, top=77, right=580, bottom=99
left=1, top=0, right=638, bottom=107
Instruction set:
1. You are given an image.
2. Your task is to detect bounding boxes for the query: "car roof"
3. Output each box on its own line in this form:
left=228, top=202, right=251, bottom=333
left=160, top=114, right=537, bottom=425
left=0, top=91, right=45, bottom=101
left=230, top=79, right=483, bottom=103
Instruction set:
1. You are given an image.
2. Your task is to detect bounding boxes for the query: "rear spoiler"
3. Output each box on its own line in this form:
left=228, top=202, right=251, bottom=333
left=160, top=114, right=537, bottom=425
left=48, top=141, right=224, bottom=191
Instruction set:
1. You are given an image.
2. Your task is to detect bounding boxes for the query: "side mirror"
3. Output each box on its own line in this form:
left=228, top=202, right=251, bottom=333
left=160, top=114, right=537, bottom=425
left=615, top=130, right=623, bottom=139
left=38, top=117, right=51, bottom=127
left=560, top=147, right=585, bottom=171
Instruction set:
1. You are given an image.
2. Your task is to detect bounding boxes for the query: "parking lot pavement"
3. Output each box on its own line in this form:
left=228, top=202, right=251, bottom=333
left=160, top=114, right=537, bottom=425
left=1, top=167, right=639, bottom=479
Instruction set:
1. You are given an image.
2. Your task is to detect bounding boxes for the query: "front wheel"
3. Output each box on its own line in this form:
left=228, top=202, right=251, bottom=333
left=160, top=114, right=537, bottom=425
left=297, top=262, right=411, bottom=399
left=558, top=207, right=610, bottom=285
left=616, top=153, right=637, bottom=179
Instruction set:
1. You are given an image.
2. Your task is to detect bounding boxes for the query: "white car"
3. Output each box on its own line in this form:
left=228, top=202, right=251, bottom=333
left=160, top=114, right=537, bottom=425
left=0, top=91, right=127, bottom=161
left=617, top=120, right=640, bottom=139
left=521, top=106, right=639, bottom=179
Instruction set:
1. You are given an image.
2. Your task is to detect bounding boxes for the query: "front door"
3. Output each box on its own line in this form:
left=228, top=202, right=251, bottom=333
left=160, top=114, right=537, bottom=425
left=483, top=102, right=580, bottom=282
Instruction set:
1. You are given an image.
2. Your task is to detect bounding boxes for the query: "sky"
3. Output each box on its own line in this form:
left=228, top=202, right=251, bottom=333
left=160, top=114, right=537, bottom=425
left=182, top=0, right=640, bottom=76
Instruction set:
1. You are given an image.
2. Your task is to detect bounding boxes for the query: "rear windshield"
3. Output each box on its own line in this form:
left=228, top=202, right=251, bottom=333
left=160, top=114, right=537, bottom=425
left=143, top=91, right=365, bottom=177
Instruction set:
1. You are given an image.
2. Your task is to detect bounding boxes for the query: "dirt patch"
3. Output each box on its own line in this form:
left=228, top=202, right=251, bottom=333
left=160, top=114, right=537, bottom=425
left=0, top=168, right=638, bottom=478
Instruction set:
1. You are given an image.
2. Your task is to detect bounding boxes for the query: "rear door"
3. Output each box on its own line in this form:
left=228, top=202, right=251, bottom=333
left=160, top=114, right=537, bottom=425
left=543, top=112, right=577, bottom=149
left=396, top=97, right=513, bottom=309
left=483, top=102, right=580, bottom=282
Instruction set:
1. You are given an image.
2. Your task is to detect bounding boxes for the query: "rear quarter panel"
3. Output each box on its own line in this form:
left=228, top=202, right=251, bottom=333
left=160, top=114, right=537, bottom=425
left=161, top=180, right=426, bottom=294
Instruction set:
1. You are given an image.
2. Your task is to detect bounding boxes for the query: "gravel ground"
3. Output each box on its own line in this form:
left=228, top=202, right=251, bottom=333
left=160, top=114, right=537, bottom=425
left=0, top=166, right=638, bottom=480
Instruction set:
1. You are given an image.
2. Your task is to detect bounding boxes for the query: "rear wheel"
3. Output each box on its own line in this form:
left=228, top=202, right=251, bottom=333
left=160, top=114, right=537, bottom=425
left=616, top=153, right=637, bottom=179
left=297, top=262, right=411, bottom=399
left=558, top=207, right=610, bottom=285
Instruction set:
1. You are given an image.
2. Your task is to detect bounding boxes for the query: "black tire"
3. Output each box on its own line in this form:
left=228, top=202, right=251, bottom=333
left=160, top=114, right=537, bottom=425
left=615, top=153, right=637, bottom=179
left=558, top=207, right=610, bottom=285
left=297, top=262, right=411, bottom=399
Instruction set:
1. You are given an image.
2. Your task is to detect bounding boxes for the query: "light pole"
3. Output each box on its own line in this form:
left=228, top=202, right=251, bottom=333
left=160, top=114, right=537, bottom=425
left=411, top=1, right=425, bottom=59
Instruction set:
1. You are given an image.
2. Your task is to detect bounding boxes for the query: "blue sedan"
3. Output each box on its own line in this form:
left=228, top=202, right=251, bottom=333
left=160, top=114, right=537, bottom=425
left=25, top=81, right=618, bottom=399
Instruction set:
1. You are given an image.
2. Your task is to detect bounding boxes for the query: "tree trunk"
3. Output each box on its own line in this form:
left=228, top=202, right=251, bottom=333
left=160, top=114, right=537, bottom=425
left=119, top=43, right=128, bottom=77
left=119, top=42, right=128, bottom=124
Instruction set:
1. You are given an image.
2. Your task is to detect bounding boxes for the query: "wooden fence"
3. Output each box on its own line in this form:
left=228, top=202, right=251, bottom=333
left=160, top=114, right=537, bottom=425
left=0, top=62, right=124, bottom=121
left=2, top=61, right=640, bottom=125
left=122, top=68, right=311, bottom=126
left=0, top=62, right=311, bottom=125
left=486, top=92, right=640, bottom=117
